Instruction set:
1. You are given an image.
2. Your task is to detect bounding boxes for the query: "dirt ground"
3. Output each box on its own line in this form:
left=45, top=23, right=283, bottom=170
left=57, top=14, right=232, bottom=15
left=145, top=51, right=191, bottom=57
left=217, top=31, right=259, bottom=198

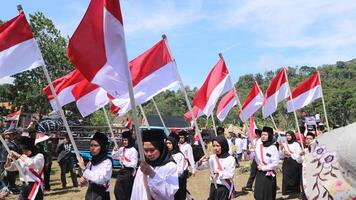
left=7, top=161, right=298, bottom=200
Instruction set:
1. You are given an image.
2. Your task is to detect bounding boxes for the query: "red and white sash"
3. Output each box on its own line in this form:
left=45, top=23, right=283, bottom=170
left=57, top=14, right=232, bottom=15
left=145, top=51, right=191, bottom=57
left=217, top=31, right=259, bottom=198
left=259, top=144, right=275, bottom=177
left=214, top=156, right=235, bottom=199
left=26, top=167, right=44, bottom=200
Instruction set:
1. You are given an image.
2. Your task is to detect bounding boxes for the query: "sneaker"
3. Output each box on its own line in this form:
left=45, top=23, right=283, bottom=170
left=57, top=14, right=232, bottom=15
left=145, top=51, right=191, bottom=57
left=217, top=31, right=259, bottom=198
left=242, top=186, right=253, bottom=191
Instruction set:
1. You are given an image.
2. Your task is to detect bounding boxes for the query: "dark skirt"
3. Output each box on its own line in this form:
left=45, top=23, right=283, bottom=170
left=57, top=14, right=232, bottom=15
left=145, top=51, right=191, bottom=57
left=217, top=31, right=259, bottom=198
left=85, top=183, right=110, bottom=200
left=254, top=171, right=277, bottom=200
left=19, top=182, right=43, bottom=200
left=282, top=157, right=302, bottom=195
left=208, top=183, right=229, bottom=200
left=114, top=168, right=135, bottom=200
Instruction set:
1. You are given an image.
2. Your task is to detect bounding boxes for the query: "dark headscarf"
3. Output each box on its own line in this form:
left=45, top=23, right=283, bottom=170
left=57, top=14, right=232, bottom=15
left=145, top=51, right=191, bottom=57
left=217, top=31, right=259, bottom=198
left=166, top=136, right=181, bottom=155
left=142, top=128, right=173, bottom=167
left=286, top=131, right=296, bottom=144
left=122, top=131, right=135, bottom=148
left=90, top=132, right=109, bottom=166
left=255, top=129, right=262, bottom=138
left=212, top=135, right=230, bottom=158
left=20, top=136, right=38, bottom=157
left=178, top=130, right=188, bottom=143
left=262, top=126, right=274, bottom=147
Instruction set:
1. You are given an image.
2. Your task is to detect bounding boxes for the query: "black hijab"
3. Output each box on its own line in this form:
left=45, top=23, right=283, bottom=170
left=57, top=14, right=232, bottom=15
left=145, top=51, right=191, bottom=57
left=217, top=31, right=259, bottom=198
left=90, top=132, right=109, bottom=166
left=166, top=136, right=181, bottom=155
left=122, top=130, right=135, bottom=148
left=20, top=136, right=38, bottom=157
left=286, top=131, right=296, bottom=144
left=262, top=126, right=274, bottom=147
left=212, top=135, right=230, bottom=158
left=142, top=128, right=173, bottom=167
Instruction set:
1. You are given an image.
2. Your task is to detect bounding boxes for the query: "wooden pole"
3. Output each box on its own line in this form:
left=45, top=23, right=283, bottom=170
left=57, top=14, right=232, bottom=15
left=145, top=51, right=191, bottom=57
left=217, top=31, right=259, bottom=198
left=318, top=71, right=331, bottom=132
left=211, top=113, right=218, bottom=136
left=102, top=107, right=118, bottom=147
left=152, top=97, right=167, bottom=129
left=139, top=105, right=149, bottom=127
left=270, top=115, right=278, bottom=130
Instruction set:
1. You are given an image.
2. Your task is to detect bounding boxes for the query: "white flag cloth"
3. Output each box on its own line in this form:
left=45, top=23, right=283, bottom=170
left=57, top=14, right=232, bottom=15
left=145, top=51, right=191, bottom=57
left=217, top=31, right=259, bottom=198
left=216, top=89, right=237, bottom=122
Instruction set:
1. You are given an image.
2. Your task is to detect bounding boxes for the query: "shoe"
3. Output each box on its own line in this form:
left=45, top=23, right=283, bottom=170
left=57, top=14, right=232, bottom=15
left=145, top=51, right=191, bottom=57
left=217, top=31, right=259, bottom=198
left=242, top=186, right=253, bottom=191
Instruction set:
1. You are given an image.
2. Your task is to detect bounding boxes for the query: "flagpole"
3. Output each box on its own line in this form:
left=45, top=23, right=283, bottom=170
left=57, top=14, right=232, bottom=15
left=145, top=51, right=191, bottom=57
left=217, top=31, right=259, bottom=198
left=139, top=105, right=149, bottom=127
left=205, top=115, right=209, bottom=129
left=317, top=71, right=330, bottom=132
left=270, top=115, right=278, bottom=130
left=211, top=113, right=218, bottom=136
left=15, top=106, right=22, bottom=129
left=21, top=1, right=81, bottom=159
left=218, top=53, right=251, bottom=136
left=283, top=68, right=304, bottom=149
left=0, top=134, right=28, bottom=185
left=102, top=107, right=118, bottom=147
left=151, top=97, right=167, bottom=129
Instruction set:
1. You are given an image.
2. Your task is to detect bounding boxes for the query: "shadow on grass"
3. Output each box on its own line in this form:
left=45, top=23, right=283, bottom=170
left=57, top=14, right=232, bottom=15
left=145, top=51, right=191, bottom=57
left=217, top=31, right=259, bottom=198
left=44, top=187, right=81, bottom=196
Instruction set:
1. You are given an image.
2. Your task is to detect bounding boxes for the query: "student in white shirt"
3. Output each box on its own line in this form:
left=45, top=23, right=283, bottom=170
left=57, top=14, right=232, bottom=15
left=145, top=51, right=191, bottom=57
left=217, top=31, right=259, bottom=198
left=197, top=136, right=236, bottom=200
left=254, top=126, right=279, bottom=200
left=178, top=130, right=196, bottom=175
left=112, top=131, right=138, bottom=200
left=131, top=128, right=179, bottom=200
left=280, top=131, right=303, bottom=197
left=166, top=135, right=186, bottom=200
left=77, top=132, right=112, bottom=200
left=6, top=136, right=45, bottom=200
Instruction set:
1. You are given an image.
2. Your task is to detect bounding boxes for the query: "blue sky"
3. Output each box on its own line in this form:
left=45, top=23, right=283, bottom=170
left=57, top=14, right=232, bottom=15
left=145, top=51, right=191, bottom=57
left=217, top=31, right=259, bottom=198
left=1, top=0, right=356, bottom=87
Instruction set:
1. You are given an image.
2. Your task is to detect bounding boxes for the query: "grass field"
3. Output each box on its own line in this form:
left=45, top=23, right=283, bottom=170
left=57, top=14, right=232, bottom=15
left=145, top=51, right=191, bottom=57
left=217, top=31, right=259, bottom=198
left=7, top=161, right=298, bottom=200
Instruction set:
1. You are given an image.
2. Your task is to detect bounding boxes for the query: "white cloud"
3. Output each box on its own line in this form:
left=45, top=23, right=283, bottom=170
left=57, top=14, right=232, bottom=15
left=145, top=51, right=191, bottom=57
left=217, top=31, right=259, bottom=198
left=0, top=76, right=14, bottom=85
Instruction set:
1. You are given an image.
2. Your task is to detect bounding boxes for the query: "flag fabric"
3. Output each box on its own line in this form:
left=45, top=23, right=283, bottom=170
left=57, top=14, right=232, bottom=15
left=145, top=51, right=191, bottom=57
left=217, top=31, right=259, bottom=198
left=239, top=81, right=264, bottom=122
left=110, top=103, right=120, bottom=114
left=4, top=110, right=21, bottom=121
left=287, top=71, right=322, bottom=112
left=193, top=58, right=233, bottom=116
left=184, top=106, right=204, bottom=122
left=262, top=68, right=289, bottom=118
left=112, top=39, right=179, bottom=115
left=67, top=0, right=130, bottom=98
left=71, top=79, right=110, bottom=117
left=0, top=11, right=44, bottom=79
left=249, top=115, right=257, bottom=142
left=216, top=89, right=237, bottom=122
left=43, top=70, right=85, bottom=111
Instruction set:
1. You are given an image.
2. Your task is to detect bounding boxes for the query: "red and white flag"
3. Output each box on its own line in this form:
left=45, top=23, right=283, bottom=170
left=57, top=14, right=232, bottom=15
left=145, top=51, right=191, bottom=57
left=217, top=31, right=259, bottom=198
left=249, top=115, right=257, bottom=141
left=287, top=71, right=321, bottom=112
left=67, top=0, right=130, bottom=98
left=112, top=39, right=179, bottom=115
left=184, top=106, right=203, bottom=122
left=71, top=79, right=110, bottom=117
left=43, top=70, right=85, bottom=111
left=4, top=110, right=21, bottom=121
left=193, top=58, right=233, bottom=116
left=262, top=68, right=289, bottom=118
left=0, top=11, right=44, bottom=79
left=239, top=81, right=264, bottom=122
left=216, top=89, right=237, bottom=122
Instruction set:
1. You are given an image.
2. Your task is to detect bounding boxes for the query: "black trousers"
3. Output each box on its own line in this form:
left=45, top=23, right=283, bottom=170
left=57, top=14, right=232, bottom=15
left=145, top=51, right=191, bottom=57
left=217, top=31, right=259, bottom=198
left=245, top=159, right=257, bottom=188
left=175, top=170, right=188, bottom=200
left=85, top=183, right=110, bottom=200
left=59, top=161, right=78, bottom=187
left=19, top=182, right=43, bottom=200
left=44, top=162, right=52, bottom=190
left=114, top=168, right=134, bottom=200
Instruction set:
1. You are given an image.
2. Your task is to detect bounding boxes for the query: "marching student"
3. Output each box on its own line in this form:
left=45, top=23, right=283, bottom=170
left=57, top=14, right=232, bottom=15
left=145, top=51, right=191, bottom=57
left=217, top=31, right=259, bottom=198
left=77, top=132, right=112, bottom=200
left=112, top=131, right=138, bottom=200
left=5, top=136, right=45, bottom=200
left=166, top=136, right=186, bottom=200
left=300, top=132, right=315, bottom=200
left=242, top=128, right=262, bottom=191
left=197, top=135, right=236, bottom=200
left=131, top=128, right=179, bottom=200
left=178, top=130, right=196, bottom=176
left=280, top=131, right=303, bottom=197
left=254, top=126, right=279, bottom=200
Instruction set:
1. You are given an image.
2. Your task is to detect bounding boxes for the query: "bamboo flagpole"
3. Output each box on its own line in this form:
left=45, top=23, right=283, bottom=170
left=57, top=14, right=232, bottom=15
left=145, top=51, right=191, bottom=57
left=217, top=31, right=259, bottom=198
left=17, top=3, right=80, bottom=159
left=102, top=107, right=118, bottom=147
left=152, top=97, right=167, bottom=129
left=283, top=69, right=304, bottom=149
left=211, top=113, right=218, bottom=136
left=270, top=115, right=278, bottom=131
left=317, top=71, right=331, bottom=132
left=163, top=35, right=218, bottom=188
left=204, top=115, right=209, bottom=129
left=139, top=105, right=149, bottom=127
